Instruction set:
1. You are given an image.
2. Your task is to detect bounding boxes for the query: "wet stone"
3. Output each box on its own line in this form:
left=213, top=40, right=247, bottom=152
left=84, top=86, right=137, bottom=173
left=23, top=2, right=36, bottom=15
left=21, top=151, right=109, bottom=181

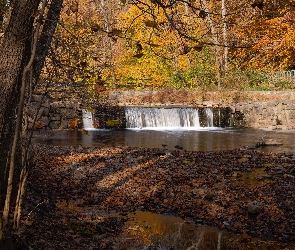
left=247, top=202, right=262, bottom=214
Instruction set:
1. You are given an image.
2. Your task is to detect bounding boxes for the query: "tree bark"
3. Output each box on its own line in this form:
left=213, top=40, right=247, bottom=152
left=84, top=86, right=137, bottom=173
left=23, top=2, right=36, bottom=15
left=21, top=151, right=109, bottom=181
left=0, top=0, right=65, bottom=242
left=222, top=0, right=228, bottom=71
left=0, top=0, right=40, bottom=210
left=32, top=0, right=64, bottom=88
left=201, top=0, right=222, bottom=89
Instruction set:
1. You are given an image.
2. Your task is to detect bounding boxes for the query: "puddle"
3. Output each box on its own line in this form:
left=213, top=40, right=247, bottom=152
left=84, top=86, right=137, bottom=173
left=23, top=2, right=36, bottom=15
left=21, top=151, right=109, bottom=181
left=230, top=168, right=272, bottom=187
left=55, top=200, right=295, bottom=249
left=113, top=211, right=295, bottom=250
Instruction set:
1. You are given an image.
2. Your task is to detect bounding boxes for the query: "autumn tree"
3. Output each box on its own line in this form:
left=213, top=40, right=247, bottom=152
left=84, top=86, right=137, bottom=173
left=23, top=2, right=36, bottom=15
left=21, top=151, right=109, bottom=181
left=232, top=0, right=295, bottom=71
left=41, top=0, right=125, bottom=101
left=114, top=0, right=256, bottom=89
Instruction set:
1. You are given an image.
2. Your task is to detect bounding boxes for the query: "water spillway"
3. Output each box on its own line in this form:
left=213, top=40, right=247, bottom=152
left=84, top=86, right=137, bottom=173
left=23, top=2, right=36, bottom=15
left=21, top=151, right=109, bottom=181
left=81, top=106, right=234, bottom=130
left=82, top=109, right=94, bottom=129
left=124, top=107, right=214, bottom=129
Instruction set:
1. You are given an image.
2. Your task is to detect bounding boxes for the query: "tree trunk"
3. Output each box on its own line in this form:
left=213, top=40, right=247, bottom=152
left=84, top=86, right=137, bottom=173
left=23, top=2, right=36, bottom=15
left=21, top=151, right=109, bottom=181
left=201, top=0, right=223, bottom=89
left=0, top=0, right=41, bottom=244
left=0, top=0, right=65, bottom=245
left=0, top=0, right=40, bottom=209
left=222, top=0, right=228, bottom=71
left=32, top=0, right=64, bottom=89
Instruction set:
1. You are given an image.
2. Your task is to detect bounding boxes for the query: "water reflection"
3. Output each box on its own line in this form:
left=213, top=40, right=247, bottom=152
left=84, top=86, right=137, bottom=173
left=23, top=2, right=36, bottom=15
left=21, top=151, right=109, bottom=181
left=231, top=168, right=271, bottom=187
left=116, top=211, right=294, bottom=250
left=32, top=128, right=295, bottom=153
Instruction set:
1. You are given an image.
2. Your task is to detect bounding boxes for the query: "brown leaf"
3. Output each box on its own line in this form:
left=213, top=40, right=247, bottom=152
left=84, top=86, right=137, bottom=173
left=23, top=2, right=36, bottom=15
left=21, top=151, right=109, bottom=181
left=111, top=29, right=124, bottom=36
left=199, top=10, right=207, bottom=19
left=133, top=53, right=144, bottom=58
left=193, top=43, right=203, bottom=52
left=70, top=2, right=79, bottom=13
left=251, top=0, right=264, bottom=10
left=144, top=20, right=158, bottom=28
left=91, top=24, right=100, bottom=32
left=179, top=45, right=191, bottom=55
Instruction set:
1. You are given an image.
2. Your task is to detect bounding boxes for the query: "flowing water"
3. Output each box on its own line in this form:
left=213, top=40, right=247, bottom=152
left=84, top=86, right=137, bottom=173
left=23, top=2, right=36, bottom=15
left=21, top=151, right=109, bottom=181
left=124, top=107, right=202, bottom=128
left=32, top=108, right=295, bottom=249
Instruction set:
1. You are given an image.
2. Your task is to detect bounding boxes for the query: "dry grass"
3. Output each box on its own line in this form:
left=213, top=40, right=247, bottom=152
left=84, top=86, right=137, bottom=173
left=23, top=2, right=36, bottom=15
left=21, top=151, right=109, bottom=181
left=110, top=90, right=295, bottom=106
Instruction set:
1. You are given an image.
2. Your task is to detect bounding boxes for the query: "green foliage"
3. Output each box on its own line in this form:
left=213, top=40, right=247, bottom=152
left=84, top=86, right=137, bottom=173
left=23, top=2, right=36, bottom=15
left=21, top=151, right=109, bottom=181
left=105, top=119, right=121, bottom=127
left=86, top=107, right=95, bottom=113
left=272, top=77, right=295, bottom=90
left=169, top=66, right=216, bottom=90
left=221, top=68, right=295, bottom=91
left=243, top=70, right=269, bottom=88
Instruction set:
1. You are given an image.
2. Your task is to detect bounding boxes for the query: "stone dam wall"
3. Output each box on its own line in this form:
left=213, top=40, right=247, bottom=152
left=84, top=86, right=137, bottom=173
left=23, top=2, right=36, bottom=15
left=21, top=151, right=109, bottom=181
left=28, top=91, right=295, bottom=130
left=234, top=99, right=295, bottom=130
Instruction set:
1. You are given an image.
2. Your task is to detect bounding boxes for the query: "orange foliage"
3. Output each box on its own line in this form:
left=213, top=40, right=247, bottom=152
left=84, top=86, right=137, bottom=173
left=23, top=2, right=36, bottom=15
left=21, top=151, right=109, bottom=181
left=232, top=1, right=295, bottom=71
left=68, top=117, right=79, bottom=129
left=34, top=121, right=45, bottom=130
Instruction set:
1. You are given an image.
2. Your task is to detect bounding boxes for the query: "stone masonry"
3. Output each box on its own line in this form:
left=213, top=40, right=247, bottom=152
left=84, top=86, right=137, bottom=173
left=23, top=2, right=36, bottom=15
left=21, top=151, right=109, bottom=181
left=28, top=95, right=82, bottom=130
left=28, top=91, right=295, bottom=130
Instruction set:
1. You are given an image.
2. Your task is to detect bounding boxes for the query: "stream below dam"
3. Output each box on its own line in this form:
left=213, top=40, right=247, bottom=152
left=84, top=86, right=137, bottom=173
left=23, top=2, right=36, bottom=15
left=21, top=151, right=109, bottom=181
left=32, top=127, right=295, bottom=154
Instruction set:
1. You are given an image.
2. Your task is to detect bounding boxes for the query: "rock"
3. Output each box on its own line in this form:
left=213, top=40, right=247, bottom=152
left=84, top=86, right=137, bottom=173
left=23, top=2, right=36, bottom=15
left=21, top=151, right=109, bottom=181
left=257, top=138, right=283, bottom=147
left=204, top=193, right=214, bottom=201
left=247, top=202, right=262, bottom=214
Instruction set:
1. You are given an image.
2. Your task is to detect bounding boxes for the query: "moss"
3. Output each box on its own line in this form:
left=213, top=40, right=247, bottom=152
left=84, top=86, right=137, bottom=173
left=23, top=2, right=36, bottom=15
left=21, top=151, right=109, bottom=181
left=105, top=119, right=121, bottom=127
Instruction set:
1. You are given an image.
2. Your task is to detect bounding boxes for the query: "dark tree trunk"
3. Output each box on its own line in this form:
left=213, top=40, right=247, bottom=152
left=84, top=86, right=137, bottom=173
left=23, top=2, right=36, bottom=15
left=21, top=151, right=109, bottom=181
left=0, top=1, right=41, bottom=248
left=0, top=0, right=40, bottom=208
left=33, top=0, right=64, bottom=87
left=0, top=0, right=65, bottom=247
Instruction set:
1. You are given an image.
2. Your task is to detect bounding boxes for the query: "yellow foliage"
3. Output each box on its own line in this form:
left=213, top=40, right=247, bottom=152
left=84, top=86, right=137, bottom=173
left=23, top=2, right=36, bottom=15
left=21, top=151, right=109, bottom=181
left=232, top=5, right=295, bottom=71
left=102, top=3, right=208, bottom=89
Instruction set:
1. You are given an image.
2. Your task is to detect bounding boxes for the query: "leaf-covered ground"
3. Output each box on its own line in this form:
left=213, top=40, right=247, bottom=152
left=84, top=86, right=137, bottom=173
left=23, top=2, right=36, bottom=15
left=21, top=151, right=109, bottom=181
left=20, top=144, right=295, bottom=249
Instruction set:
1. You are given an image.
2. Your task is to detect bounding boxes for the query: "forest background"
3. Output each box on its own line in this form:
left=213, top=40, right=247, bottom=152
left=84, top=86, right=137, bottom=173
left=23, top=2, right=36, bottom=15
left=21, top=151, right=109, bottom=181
left=35, top=0, right=295, bottom=102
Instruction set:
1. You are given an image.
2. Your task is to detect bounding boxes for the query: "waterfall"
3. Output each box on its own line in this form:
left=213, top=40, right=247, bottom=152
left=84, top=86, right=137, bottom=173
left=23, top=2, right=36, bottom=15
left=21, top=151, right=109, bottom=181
left=125, top=107, right=205, bottom=129
left=205, top=108, right=214, bottom=127
left=82, top=109, right=94, bottom=129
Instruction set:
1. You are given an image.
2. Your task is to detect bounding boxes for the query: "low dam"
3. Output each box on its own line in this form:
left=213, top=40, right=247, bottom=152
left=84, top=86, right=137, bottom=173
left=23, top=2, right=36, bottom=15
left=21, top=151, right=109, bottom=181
left=82, top=106, right=239, bottom=130
left=28, top=91, right=295, bottom=131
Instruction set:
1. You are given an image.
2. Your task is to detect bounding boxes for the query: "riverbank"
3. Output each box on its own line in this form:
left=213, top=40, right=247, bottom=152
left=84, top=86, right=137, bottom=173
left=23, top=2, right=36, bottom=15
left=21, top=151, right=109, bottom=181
left=20, top=144, right=295, bottom=249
